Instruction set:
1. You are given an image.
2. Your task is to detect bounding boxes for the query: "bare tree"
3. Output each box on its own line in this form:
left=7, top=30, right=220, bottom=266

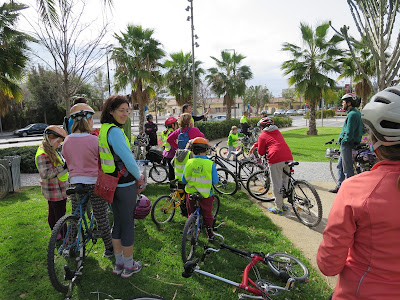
left=333, top=1, right=400, bottom=92
left=28, top=0, right=108, bottom=116
left=197, top=81, right=212, bottom=114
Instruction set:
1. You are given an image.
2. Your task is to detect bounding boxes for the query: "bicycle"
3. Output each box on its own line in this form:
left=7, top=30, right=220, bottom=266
left=247, top=161, right=323, bottom=227
left=182, top=240, right=309, bottom=300
left=47, top=184, right=104, bottom=298
left=181, top=192, right=222, bottom=263
left=219, top=130, right=257, bottom=160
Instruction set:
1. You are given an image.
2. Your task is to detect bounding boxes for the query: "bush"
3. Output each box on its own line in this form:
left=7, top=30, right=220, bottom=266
left=305, top=109, right=336, bottom=119
left=0, top=146, right=38, bottom=173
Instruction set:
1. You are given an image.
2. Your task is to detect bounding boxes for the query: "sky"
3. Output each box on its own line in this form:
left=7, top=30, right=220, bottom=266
left=19, top=0, right=359, bottom=97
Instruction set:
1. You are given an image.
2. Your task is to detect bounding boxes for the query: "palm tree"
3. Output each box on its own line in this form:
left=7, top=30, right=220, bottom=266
left=281, top=22, right=342, bottom=135
left=0, top=2, right=35, bottom=116
left=112, top=25, right=165, bottom=134
left=206, top=51, right=252, bottom=120
left=164, top=51, right=204, bottom=106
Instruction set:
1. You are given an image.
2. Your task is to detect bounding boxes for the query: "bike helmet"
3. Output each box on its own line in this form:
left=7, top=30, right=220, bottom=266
left=257, top=117, right=274, bottom=128
left=190, top=137, right=210, bottom=152
left=361, top=86, right=400, bottom=149
left=165, top=116, right=178, bottom=126
left=146, top=114, right=153, bottom=121
left=342, top=93, right=359, bottom=107
left=44, top=125, right=67, bottom=139
left=134, top=194, right=152, bottom=219
left=70, top=103, right=95, bottom=120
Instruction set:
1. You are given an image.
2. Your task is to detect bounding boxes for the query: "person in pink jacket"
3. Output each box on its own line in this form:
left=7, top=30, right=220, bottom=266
left=317, top=86, right=400, bottom=300
left=167, top=113, right=205, bottom=150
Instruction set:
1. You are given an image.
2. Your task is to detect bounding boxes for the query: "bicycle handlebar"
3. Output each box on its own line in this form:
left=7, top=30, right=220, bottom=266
left=220, top=243, right=251, bottom=257
left=324, top=138, right=335, bottom=145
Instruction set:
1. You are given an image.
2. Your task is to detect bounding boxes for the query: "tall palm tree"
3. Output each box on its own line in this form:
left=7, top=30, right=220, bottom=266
left=164, top=51, right=204, bottom=106
left=281, top=22, right=342, bottom=135
left=112, top=25, right=165, bottom=134
left=206, top=51, right=252, bottom=120
left=0, top=2, right=34, bottom=116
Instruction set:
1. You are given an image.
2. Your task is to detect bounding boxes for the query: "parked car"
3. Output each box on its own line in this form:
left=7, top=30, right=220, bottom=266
left=285, top=109, right=297, bottom=116
left=209, top=115, right=226, bottom=121
left=297, top=109, right=306, bottom=115
left=273, top=109, right=286, bottom=116
left=260, top=110, right=268, bottom=116
left=13, top=123, right=48, bottom=137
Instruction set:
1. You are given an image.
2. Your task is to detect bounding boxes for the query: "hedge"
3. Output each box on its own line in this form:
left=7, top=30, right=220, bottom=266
left=305, top=109, right=336, bottom=119
left=0, top=146, right=38, bottom=173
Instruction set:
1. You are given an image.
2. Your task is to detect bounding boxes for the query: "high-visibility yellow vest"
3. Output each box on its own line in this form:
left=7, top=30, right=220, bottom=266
left=98, top=123, right=130, bottom=173
left=161, top=128, right=173, bottom=151
left=184, top=157, right=213, bottom=198
left=229, top=132, right=240, bottom=147
left=174, top=150, right=192, bottom=180
left=240, top=115, right=248, bottom=123
left=191, top=116, right=195, bottom=126
left=35, top=146, right=69, bottom=182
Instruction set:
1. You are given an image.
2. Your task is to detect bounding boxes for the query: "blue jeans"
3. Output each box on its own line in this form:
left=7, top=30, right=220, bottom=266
left=337, top=143, right=354, bottom=187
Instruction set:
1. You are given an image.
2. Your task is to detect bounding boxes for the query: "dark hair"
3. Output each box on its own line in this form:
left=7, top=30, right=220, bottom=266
left=73, top=97, right=87, bottom=105
left=100, top=95, right=129, bottom=124
left=182, top=104, right=190, bottom=113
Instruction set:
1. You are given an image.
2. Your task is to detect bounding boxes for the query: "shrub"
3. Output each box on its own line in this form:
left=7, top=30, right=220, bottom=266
left=0, top=146, right=38, bottom=173
left=305, top=110, right=336, bottom=119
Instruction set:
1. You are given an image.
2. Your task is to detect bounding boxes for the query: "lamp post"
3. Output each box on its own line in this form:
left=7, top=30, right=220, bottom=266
left=101, top=45, right=113, bottom=97
left=186, top=0, right=199, bottom=114
left=224, top=48, right=236, bottom=118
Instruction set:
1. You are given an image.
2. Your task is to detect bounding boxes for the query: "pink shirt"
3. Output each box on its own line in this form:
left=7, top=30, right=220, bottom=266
left=62, top=133, right=99, bottom=183
left=167, top=127, right=205, bottom=150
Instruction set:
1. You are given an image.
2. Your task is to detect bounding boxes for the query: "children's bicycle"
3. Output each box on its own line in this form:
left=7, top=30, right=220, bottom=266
left=181, top=192, right=222, bottom=263
left=47, top=184, right=102, bottom=298
left=247, top=161, right=323, bottom=227
left=182, top=241, right=309, bottom=299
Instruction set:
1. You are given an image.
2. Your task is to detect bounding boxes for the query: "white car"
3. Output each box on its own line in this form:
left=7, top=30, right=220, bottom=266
left=285, top=109, right=297, bottom=116
left=297, top=109, right=306, bottom=115
left=273, top=109, right=286, bottom=116
left=209, top=115, right=226, bottom=121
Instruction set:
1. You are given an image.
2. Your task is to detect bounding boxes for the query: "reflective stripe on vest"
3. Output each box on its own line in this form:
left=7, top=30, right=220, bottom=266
left=161, top=128, right=173, bottom=151
left=184, top=158, right=213, bottom=198
left=98, top=123, right=130, bottom=173
left=35, top=146, right=69, bottom=182
left=230, top=132, right=239, bottom=147
left=174, top=150, right=191, bottom=180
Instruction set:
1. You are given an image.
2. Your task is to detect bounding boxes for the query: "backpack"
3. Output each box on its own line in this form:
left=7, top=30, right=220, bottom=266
left=177, top=127, right=191, bottom=149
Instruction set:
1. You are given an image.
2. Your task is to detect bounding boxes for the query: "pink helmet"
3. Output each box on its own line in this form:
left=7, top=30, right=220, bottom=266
left=134, top=194, right=152, bottom=219
left=165, top=116, right=178, bottom=126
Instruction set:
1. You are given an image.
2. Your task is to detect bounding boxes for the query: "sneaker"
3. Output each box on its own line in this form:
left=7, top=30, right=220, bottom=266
left=103, top=248, right=114, bottom=258
left=328, top=186, right=340, bottom=193
left=268, top=206, right=284, bottom=216
left=282, top=205, right=289, bottom=212
left=113, top=263, right=124, bottom=275
left=121, top=261, right=142, bottom=278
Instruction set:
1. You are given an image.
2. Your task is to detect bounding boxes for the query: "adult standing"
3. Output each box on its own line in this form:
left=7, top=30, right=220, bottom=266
left=99, top=95, right=142, bottom=278
left=62, top=103, right=113, bottom=257
left=144, top=113, right=158, bottom=150
left=329, top=94, right=363, bottom=193
left=317, top=86, right=400, bottom=300
left=182, top=104, right=210, bottom=125
left=240, top=111, right=251, bottom=136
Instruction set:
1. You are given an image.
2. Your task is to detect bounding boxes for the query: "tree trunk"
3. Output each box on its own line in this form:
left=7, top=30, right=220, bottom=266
left=224, top=94, right=232, bottom=120
left=307, top=101, right=318, bottom=135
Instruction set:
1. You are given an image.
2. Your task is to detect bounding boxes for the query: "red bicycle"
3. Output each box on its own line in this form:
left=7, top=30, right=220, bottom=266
left=182, top=242, right=309, bottom=299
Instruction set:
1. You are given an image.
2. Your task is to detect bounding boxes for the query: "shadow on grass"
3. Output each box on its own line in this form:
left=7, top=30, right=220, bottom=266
left=0, top=187, right=37, bottom=207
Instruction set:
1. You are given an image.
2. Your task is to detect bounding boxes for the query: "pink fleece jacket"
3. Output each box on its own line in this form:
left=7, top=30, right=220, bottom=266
left=167, top=126, right=204, bottom=150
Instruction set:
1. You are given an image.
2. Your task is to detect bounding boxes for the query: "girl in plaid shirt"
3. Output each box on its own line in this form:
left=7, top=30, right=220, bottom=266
left=35, top=126, right=69, bottom=233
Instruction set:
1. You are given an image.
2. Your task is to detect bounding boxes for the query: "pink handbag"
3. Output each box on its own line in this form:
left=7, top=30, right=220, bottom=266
left=94, top=167, right=126, bottom=204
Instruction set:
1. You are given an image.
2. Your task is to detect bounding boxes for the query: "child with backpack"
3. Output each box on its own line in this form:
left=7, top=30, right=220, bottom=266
left=167, top=113, right=205, bottom=150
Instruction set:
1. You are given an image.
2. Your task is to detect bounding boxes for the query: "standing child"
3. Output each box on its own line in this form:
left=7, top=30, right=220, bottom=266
left=35, top=126, right=69, bottom=234
left=144, top=114, right=158, bottom=151
left=182, top=137, right=219, bottom=241
left=250, top=117, right=293, bottom=215
left=161, top=116, right=178, bottom=181
left=227, top=126, right=244, bottom=160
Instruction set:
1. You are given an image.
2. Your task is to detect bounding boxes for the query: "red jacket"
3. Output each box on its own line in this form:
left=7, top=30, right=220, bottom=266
left=254, top=127, right=293, bottom=165
left=317, top=160, right=400, bottom=299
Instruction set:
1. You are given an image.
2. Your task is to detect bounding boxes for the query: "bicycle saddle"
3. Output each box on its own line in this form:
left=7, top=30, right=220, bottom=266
left=66, top=184, right=86, bottom=195
left=190, top=192, right=203, bottom=202
left=285, top=161, right=299, bottom=168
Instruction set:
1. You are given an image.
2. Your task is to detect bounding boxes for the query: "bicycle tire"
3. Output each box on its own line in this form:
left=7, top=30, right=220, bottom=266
left=329, top=155, right=339, bottom=185
left=181, top=214, right=199, bottom=263
left=0, top=164, right=10, bottom=199
left=149, top=164, right=168, bottom=183
left=291, top=180, right=323, bottom=227
left=266, top=252, right=309, bottom=282
left=218, top=146, right=229, bottom=159
left=151, top=195, right=176, bottom=225
left=246, top=170, right=273, bottom=202
left=47, top=215, right=84, bottom=293
left=212, top=194, right=220, bottom=218
left=213, top=167, right=239, bottom=196
left=238, top=161, right=264, bottom=185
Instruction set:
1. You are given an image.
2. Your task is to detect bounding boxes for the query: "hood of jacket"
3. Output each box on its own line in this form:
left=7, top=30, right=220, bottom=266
left=263, top=125, right=279, bottom=132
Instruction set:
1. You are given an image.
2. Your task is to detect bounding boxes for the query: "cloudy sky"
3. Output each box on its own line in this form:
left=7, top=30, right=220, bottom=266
left=20, top=0, right=359, bottom=96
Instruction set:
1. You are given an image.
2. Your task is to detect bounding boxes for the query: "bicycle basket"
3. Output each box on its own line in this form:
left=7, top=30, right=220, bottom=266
left=325, top=148, right=339, bottom=158
left=145, top=147, right=163, bottom=164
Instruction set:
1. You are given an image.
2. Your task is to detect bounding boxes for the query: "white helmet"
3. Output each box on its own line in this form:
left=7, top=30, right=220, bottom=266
left=362, top=86, right=400, bottom=149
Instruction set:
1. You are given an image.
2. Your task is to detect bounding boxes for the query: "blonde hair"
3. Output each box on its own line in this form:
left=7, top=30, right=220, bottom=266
left=179, top=113, right=192, bottom=128
left=71, top=117, right=91, bottom=133
left=231, top=126, right=238, bottom=131
left=42, top=134, right=61, bottom=166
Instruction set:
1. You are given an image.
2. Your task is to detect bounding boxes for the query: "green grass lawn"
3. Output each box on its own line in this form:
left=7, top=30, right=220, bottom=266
left=282, top=127, right=342, bottom=162
left=0, top=185, right=333, bottom=300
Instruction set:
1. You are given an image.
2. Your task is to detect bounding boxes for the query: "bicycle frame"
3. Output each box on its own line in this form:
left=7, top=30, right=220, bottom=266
left=163, top=188, right=186, bottom=212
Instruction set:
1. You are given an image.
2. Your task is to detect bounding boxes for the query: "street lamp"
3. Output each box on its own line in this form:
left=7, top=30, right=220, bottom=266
left=224, top=48, right=236, bottom=118
left=101, top=45, right=113, bottom=97
left=186, top=0, right=199, bottom=114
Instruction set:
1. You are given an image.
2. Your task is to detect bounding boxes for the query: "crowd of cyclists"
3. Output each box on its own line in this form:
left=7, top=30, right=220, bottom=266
left=34, top=86, right=400, bottom=299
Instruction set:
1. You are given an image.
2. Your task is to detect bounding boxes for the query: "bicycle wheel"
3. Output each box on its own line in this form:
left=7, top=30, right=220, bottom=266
left=149, top=164, right=168, bottom=183
left=47, top=215, right=84, bottom=293
left=246, top=170, right=273, bottom=202
left=238, top=161, right=264, bottom=184
left=0, top=164, right=10, bottom=199
left=181, top=214, right=200, bottom=263
left=266, top=252, right=309, bottom=282
left=329, top=155, right=339, bottom=185
left=212, top=194, right=220, bottom=218
left=291, top=180, right=323, bottom=227
left=151, top=195, right=176, bottom=225
left=218, top=146, right=229, bottom=159
left=213, top=167, right=239, bottom=196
